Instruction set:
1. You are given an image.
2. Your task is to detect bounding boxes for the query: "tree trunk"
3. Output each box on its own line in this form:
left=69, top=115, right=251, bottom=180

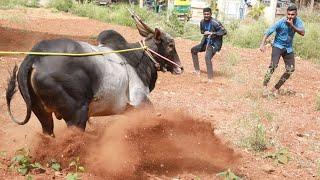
left=310, top=0, right=315, bottom=11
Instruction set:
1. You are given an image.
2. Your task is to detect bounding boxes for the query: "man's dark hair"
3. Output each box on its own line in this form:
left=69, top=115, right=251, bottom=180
left=287, top=4, right=297, bottom=12
left=203, top=7, right=212, bottom=13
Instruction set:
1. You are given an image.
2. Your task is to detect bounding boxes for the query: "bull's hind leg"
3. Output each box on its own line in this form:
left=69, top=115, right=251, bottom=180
left=50, top=90, right=90, bottom=131
left=32, top=71, right=91, bottom=131
left=29, top=89, right=54, bottom=136
left=65, top=103, right=89, bottom=130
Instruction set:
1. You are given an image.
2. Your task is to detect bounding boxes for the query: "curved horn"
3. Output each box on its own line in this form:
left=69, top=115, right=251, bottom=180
left=127, top=8, right=154, bottom=37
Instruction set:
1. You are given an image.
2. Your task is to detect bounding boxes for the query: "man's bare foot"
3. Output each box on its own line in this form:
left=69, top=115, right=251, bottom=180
left=262, top=86, right=269, bottom=97
left=271, top=87, right=280, bottom=97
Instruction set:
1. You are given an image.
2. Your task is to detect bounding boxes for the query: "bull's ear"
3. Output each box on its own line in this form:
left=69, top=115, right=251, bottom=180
left=154, top=28, right=161, bottom=42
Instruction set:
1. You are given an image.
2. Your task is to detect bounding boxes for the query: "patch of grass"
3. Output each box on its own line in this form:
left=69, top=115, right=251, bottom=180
left=248, top=123, right=268, bottom=152
left=236, top=111, right=273, bottom=152
left=294, top=22, right=320, bottom=63
left=216, top=169, right=241, bottom=180
left=225, top=19, right=267, bottom=49
left=0, top=0, right=39, bottom=8
left=220, top=51, right=242, bottom=77
left=49, top=0, right=74, bottom=12
left=265, top=148, right=291, bottom=164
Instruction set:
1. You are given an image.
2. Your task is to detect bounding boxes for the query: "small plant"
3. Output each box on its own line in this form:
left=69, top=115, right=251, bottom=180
left=66, top=173, right=81, bottom=180
left=48, top=159, right=61, bottom=171
left=69, top=157, right=85, bottom=173
left=216, top=169, right=240, bottom=180
left=9, top=148, right=45, bottom=175
left=248, top=123, right=267, bottom=152
left=265, top=148, right=291, bottom=164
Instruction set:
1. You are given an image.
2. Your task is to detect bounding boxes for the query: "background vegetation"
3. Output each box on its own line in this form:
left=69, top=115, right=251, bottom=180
left=0, top=0, right=319, bottom=63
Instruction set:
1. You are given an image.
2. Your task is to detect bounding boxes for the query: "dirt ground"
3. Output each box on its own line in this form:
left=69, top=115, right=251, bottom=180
left=0, top=8, right=320, bottom=179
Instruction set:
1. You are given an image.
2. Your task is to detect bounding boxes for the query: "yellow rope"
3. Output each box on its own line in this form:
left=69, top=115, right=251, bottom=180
left=0, top=46, right=147, bottom=57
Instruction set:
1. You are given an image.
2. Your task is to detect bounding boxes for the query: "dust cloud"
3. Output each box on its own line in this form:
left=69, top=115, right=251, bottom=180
left=32, top=110, right=238, bottom=179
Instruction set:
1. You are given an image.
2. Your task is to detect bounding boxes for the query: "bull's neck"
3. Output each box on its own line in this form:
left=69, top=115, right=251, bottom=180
left=127, top=42, right=158, bottom=92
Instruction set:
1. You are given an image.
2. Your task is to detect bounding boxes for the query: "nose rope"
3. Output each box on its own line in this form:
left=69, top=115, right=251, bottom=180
left=139, top=39, right=182, bottom=69
left=146, top=48, right=182, bottom=69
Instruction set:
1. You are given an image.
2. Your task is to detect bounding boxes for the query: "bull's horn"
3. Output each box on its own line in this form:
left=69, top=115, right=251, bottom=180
left=127, top=8, right=154, bottom=37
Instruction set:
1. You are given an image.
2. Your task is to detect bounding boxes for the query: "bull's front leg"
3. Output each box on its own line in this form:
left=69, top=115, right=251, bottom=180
left=128, top=87, right=154, bottom=109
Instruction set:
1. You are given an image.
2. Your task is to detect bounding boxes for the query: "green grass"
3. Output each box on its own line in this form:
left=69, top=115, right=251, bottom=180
left=0, top=0, right=38, bottom=9
left=224, top=18, right=268, bottom=49
left=294, top=22, right=320, bottom=63
left=235, top=111, right=273, bottom=152
left=2, top=0, right=319, bottom=62
left=220, top=51, right=242, bottom=77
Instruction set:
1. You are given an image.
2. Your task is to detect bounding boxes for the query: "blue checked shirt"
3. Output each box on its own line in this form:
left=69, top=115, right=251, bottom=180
left=265, top=17, right=304, bottom=53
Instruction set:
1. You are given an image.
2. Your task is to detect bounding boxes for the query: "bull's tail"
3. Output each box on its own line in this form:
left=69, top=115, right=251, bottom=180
left=6, top=55, right=34, bottom=125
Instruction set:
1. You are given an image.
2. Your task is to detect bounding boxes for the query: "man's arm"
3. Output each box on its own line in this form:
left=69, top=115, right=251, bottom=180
left=287, top=18, right=305, bottom=36
left=200, top=20, right=205, bottom=34
left=259, top=19, right=281, bottom=52
left=211, top=20, right=227, bottom=36
left=259, top=35, right=268, bottom=52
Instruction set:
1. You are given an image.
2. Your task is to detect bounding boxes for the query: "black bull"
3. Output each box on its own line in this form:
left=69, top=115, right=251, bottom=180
left=6, top=26, right=183, bottom=136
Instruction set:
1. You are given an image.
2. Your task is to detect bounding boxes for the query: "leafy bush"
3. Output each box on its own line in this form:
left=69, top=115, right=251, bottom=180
left=247, top=3, right=266, bottom=20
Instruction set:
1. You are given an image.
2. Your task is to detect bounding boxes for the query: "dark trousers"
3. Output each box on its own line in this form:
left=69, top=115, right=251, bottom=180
left=263, top=46, right=295, bottom=89
left=191, top=44, right=217, bottom=79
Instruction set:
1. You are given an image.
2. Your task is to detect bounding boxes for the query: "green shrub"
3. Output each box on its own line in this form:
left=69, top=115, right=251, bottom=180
left=247, top=3, right=266, bottom=20
left=49, top=0, right=74, bottom=12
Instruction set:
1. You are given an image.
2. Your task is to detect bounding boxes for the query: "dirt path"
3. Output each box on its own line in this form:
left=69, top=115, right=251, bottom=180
left=0, top=8, right=320, bottom=179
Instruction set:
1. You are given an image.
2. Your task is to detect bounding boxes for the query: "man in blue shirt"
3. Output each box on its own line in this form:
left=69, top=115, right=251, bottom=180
left=191, top=7, right=227, bottom=82
left=260, top=4, right=305, bottom=96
